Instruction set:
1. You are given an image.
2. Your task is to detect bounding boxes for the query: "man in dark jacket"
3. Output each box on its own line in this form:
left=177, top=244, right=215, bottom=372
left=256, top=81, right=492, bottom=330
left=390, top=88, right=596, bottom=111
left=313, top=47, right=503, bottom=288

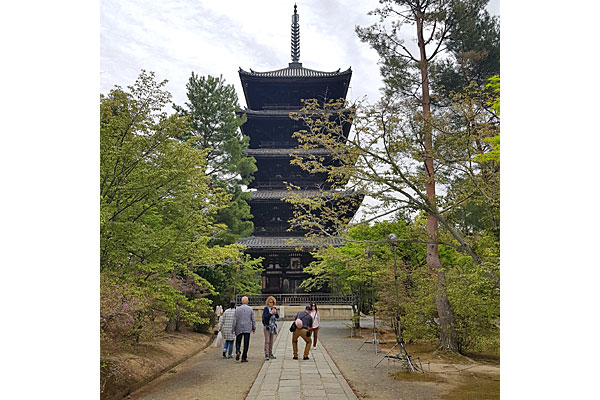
left=292, top=305, right=313, bottom=360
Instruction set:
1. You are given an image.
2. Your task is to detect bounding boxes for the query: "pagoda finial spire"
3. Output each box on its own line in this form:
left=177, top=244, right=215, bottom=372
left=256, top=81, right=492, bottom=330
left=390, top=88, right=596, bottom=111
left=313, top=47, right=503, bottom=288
left=290, top=4, right=301, bottom=66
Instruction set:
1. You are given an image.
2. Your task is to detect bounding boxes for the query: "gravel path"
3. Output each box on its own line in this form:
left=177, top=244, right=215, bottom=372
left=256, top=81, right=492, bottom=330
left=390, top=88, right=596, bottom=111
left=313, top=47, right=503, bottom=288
left=318, top=319, right=443, bottom=400
left=126, top=329, right=267, bottom=400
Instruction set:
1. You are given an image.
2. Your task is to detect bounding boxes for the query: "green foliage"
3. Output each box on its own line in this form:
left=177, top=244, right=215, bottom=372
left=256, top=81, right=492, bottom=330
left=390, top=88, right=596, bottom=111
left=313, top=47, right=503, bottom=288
left=193, top=253, right=263, bottom=307
left=211, top=186, right=254, bottom=246
left=444, top=235, right=500, bottom=352
left=233, top=255, right=264, bottom=296
left=433, top=78, right=500, bottom=238
left=431, top=4, right=500, bottom=97
left=302, top=221, right=430, bottom=333
left=174, top=73, right=253, bottom=183
left=359, top=221, right=438, bottom=343
left=380, top=262, right=437, bottom=343
left=173, top=73, right=256, bottom=245
left=486, top=74, right=500, bottom=114
left=357, top=0, right=492, bottom=99
left=302, top=218, right=499, bottom=352
left=100, top=70, right=254, bottom=346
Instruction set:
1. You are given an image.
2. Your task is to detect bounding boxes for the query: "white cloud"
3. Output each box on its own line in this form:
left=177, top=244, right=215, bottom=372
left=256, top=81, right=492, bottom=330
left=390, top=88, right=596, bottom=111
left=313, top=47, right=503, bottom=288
left=101, top=0, right=386, bottom=107
left=101, top=0, right=499, bottom=107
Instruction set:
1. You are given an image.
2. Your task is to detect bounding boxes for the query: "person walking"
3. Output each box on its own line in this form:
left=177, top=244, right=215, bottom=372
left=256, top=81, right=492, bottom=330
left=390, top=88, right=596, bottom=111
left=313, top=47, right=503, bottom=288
left=291, top=305, right=313, bottom=360
left=232, top=296, right=256, bottom=363
left=218, top=301, right=236, bottom=359
left=262, top=296, right=279, bottom=361
left=309, top=302, right=320, bottom=349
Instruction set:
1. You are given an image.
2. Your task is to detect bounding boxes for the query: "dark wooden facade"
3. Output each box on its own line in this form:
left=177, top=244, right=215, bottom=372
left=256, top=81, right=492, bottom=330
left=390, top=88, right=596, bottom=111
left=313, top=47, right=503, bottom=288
left=236, top=6, right=362, bottom=294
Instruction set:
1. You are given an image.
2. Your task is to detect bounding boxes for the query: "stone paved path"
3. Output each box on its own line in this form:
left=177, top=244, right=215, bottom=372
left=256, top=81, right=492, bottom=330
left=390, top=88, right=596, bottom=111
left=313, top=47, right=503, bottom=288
left=246, top=321, right=358, bottom=400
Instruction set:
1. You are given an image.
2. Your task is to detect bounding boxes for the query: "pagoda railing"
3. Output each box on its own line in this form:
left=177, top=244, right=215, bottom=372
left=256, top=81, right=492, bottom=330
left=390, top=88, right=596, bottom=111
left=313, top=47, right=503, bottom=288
left=236, top=293, right=354, bottom=306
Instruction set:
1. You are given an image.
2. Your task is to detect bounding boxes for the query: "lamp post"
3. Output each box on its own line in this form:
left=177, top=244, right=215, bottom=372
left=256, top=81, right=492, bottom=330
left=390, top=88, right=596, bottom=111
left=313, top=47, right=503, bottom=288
left=367, top=246, right=379, bottom=354
left=358, top=245, right=388, bottom=355
left=388, top=233, right=403, bottom=344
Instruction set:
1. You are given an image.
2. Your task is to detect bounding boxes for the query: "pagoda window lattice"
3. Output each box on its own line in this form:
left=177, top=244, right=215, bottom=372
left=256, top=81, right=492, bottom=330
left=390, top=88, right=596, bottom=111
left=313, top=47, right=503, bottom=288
left=290, top=257, right=301, bottom=270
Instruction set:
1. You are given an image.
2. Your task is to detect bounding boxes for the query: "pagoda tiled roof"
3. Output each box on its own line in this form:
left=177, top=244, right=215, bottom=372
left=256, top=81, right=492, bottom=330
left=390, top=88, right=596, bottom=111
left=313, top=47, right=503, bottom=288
left=242, top=109, right=295, bottom=116
left=245, top=148, right=330, bottom=156
left=239, top=64, right=351, bottom=78
left=241, top=108, right=351, bottom=117
left=236, top=236, right=344, bottom=249
left=249, top=190, right=361, bottom=200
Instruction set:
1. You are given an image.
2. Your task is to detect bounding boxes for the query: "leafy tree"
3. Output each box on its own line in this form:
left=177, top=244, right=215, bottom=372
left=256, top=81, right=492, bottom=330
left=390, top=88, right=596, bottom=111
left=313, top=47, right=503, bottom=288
left=301, top=242, right=369, bottom=329
left=193, top=254, right=263, bottom=307
left=444, top=233, right=500, bottom=352
left=285, top=0, right=498, bottom=353
left=301, top=218, right=498, bottom=352
left=357, top=0, right=496, bottom=353
left=302, top=222, right=408, bottom=319
left=302, top=220, right=436, bottom=339
left=173, top=73, right=257, bottom=245
left=100, top=71, right=254, bottom=343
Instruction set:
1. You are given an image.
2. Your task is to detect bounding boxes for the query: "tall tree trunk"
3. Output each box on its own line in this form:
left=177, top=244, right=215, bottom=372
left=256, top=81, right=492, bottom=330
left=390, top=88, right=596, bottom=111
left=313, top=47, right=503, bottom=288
left=416, top=11, right=459, bottom=353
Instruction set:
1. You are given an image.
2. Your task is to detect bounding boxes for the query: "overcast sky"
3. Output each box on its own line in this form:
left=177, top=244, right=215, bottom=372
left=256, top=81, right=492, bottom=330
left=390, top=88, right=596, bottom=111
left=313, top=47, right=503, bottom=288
left=100, top=0, right=500, bottom=222
left=101, top=0, right=499, bottom=109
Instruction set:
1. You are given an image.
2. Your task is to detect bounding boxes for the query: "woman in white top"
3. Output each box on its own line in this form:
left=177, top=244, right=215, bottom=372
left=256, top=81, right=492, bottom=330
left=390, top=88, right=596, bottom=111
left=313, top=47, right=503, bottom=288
left=309, top=302, right=320, bottom=348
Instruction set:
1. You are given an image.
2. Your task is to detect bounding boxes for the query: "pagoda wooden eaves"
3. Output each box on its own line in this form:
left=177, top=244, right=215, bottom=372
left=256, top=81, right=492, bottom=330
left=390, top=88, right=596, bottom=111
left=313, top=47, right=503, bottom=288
left=237, top=235, right=344, bottom=249
left=248, top=189, right=362, bottom=200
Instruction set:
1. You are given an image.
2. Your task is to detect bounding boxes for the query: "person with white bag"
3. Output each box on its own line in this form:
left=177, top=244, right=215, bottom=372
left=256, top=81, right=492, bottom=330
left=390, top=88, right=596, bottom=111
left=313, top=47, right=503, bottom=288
left=217, top=301, right=236, bottom=358
left=213, top=331, right=224, bottom=348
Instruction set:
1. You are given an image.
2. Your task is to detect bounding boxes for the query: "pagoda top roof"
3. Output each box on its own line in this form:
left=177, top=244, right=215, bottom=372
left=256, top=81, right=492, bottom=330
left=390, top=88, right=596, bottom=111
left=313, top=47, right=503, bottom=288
left=239, top=64, right=351, bottom=79
left=237, top=235, right=343, bottom=249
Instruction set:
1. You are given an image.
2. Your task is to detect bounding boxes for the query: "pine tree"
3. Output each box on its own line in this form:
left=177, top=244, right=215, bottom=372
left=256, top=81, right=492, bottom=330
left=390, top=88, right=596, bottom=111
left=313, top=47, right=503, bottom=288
left=174, top=73, right=257, bottom=244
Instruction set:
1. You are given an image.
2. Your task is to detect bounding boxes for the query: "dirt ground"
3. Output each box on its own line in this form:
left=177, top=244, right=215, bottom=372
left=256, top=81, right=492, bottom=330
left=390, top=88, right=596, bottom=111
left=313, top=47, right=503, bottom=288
left=319, top=319, right=499, bottom=400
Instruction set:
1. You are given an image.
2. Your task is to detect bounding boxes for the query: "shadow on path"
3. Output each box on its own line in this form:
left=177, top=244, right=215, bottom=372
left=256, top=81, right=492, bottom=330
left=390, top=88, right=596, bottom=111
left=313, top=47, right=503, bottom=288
left=127, top=329, right=266, bottom=400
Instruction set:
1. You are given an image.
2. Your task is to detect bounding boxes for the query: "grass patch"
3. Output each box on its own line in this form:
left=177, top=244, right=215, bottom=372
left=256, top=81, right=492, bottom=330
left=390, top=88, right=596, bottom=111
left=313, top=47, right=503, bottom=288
left=392, top=371, right=447, bottom=383
left=463, top=351, right=500, bottom=365
left=405, top=341, right=437, bottom=355
left=429, top=350, right=474, bottom=364
left=442, top=373, right=499, bottom=400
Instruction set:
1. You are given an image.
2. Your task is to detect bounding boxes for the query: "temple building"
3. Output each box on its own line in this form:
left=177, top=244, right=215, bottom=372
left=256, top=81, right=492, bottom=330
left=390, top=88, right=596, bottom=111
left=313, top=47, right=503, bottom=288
left=236, top=5, right=362, bottom=294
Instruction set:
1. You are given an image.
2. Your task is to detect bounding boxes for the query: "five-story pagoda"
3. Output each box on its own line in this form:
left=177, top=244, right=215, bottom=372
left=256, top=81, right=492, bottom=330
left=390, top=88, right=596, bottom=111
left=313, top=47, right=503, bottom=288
left=236, top=5, right=362, bottom=294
